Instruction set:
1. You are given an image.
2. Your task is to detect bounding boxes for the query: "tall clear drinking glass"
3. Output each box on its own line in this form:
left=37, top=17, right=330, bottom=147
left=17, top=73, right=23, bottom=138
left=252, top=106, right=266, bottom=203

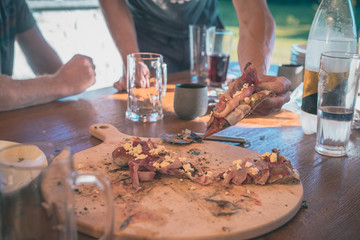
left=315, top=52, right=360, bottom=157
left=189, top=24, right=208, bottom=85
left=126, top=53, right=167, bottom=122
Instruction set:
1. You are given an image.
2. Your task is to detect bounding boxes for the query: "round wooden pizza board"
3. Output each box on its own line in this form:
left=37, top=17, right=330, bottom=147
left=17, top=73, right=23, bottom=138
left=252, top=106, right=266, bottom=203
left=72, top=123, right=303, bottom=240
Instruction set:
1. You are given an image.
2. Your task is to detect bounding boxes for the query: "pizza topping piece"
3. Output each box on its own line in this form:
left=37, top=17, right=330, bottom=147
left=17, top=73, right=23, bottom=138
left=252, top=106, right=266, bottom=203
left=137, top=170, right=156, bottom=182
left=149, top=145, right=167, bottom=155
left=249, top=167, right=259, bottom=176
left=214, top=84, right=256, bottom=118
left=112, top=137, right=157, bottom=167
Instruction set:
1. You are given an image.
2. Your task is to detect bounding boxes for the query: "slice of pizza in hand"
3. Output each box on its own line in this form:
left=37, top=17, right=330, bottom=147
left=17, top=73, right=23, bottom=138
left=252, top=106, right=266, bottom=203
left=204, top=63, right=275, bottom=138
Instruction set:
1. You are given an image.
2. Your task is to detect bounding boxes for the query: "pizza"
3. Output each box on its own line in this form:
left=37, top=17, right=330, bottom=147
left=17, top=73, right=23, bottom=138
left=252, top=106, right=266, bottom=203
left=112, top=137, right=213, bottom=191
left=204, top=63, right=275, bottom=138
left=112, top=137, right=300, bottom=191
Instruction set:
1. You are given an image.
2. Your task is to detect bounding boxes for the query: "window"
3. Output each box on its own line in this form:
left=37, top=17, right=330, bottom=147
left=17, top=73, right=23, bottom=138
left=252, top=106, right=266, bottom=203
left=26, top=0, right=99, bottom=11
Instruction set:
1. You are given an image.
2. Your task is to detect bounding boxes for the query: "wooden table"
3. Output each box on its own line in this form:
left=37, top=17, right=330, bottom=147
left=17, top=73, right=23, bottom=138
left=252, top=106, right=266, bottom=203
left=0, top=71, right=359, bottom=239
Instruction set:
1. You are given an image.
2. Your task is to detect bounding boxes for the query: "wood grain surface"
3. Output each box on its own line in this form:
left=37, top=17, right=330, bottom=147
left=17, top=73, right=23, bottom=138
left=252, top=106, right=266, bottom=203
left=0, top=71, right=359, bottom=239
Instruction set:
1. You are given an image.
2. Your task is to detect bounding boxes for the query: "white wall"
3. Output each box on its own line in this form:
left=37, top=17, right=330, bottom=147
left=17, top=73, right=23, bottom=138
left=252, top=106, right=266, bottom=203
left=13, top=9, right=123, bottom=91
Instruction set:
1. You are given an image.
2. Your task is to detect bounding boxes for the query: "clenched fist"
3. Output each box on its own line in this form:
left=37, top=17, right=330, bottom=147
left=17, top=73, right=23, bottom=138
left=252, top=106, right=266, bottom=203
left=53, top=54, right=96, bottom=96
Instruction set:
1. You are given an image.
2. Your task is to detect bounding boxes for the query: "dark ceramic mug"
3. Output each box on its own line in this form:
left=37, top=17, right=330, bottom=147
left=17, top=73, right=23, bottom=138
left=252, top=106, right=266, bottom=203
left=174, top=83, right=208, bottom=120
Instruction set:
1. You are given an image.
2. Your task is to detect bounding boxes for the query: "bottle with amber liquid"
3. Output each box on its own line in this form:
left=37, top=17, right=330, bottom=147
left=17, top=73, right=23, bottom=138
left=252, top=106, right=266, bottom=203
left=301, top=0, right=357, bottom=134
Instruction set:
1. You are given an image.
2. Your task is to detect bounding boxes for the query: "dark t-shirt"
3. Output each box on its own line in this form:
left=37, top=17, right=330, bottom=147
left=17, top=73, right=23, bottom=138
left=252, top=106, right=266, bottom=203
left=126, top=0, right=218, bottom=39
left=126, top=0, right=220, bottom=72
left=0, top=0, right=36, bottom=75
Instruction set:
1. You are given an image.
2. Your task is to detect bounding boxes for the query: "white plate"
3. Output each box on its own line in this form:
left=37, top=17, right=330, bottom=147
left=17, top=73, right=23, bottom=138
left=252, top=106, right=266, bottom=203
left=0, top=141, right=47, bottom=194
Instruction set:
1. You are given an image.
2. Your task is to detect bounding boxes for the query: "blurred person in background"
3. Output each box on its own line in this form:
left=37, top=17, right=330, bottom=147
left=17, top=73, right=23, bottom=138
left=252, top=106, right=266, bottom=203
left=100, top=0, right=290, bottom=114
left=0, top=0, right=96, bottom=112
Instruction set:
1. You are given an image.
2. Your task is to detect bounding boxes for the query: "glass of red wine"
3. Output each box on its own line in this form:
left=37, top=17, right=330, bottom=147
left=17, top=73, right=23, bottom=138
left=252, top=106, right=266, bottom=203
left=206, top=27, right=233, bottom=102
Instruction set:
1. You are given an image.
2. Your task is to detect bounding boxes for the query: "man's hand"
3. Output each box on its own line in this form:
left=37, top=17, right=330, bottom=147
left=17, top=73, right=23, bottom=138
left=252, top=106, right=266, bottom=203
left=53, top=54, right=96, bottom=96
left=254, top=75, right=291, bottom=115
left=113, top=61, right=150, bottom=91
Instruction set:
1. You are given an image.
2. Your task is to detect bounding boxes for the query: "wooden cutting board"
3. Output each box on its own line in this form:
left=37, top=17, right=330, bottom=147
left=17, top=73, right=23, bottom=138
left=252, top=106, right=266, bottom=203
left=72, top=123, right=303, bottom=240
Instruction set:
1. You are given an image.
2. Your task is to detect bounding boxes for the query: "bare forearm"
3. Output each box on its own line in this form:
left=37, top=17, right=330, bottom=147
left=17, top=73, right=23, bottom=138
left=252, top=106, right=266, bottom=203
left=0, top=75, right=66, bottom=111
left=24, top=44, right=62, bottom=75
left=100, top=0, right=139, bottom=67
left=17, top=27, right=62, bottom=75
left=233, top=0, right=275, bottom=75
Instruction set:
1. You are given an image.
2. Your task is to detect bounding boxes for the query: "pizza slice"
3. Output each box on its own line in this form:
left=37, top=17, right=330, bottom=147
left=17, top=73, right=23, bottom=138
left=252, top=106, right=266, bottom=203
left=112, top=137, right=212, bottom=191
left=220, top=148, right=300, bottom=186
left=112, top=137, right=300, bottom=191
left=204, top=63, right=275, bottom=138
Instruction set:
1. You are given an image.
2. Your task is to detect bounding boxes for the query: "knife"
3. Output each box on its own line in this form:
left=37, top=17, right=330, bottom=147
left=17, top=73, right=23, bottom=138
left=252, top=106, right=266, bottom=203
left=195, top=133, right=247, bottom=144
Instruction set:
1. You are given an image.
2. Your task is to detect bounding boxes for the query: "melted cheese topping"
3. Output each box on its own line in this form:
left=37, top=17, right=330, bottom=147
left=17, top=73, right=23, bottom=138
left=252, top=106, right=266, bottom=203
left=135, top=154, right=147, bottom=160
left=123, top=142, right=132, bottom=151
left=232, top=159, right=243, bottom=170
left=249, top=167, right=259, bottom=175
left=270, top=153, right=278, bottom=163
left=245, top=162, right=252, bottom=168
left=232, top=159, right=243, bottom=165
left=183, top=163, right=194, bottom=173
left=164, top=155, right=174, bottom=163
left=233, top=83, right=249, bottom=98
left=123, top=142, right=143, bottom=159
left=149, top=145, right=166, bottom=155
left=160, top=161, right=170, bottom=168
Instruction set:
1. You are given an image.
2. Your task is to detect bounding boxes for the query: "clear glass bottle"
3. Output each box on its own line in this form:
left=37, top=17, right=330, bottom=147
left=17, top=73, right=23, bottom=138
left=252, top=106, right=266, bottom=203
left=301, top=0, right=357, bottom=134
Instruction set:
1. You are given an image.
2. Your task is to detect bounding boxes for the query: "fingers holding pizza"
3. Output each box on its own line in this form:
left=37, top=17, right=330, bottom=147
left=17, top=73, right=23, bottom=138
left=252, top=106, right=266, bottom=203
left=256, top=75, right=291, bottom=94
left=253, top=75, right=291, bottom=115
left=204, top=63, right=291, bottom=138
left=252, top=92, right=291, bottom=115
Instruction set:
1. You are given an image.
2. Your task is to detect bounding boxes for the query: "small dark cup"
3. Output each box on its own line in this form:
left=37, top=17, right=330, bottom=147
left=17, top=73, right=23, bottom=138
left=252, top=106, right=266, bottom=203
left=174, top=83, right=208, bottom=120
